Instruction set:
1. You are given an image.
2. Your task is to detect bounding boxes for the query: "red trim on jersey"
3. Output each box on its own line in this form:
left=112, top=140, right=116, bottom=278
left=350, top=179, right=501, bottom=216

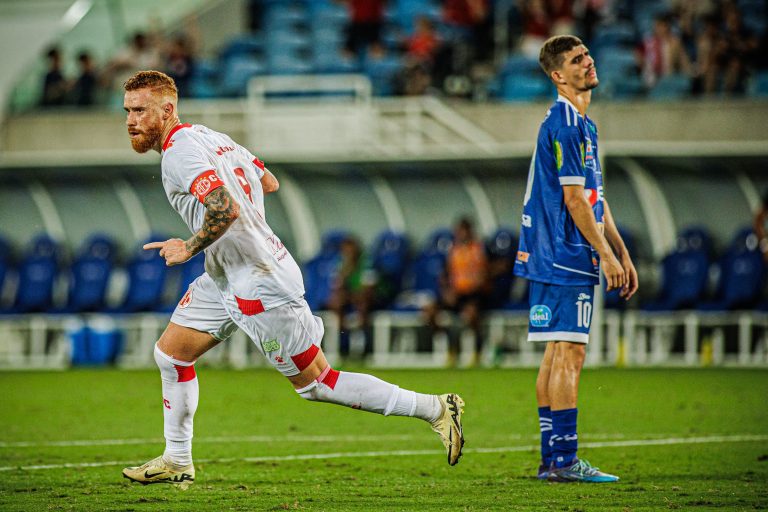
left=235, top=296, right=265, bottom=316
left=290, top=344, right=319, bottom=372
left=320, top=367, right=340, bottom=390
left=253, top=157, right=265, bottom=171
left=162, top=123, right=192, bottom=151
left=174, top=364, right=196, bottom=383
left=190, top=169, right=224, bottom=203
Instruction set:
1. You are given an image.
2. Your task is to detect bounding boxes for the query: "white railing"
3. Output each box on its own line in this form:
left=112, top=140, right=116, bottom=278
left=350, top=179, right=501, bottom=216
left=1, top=310, right=766, bottom=370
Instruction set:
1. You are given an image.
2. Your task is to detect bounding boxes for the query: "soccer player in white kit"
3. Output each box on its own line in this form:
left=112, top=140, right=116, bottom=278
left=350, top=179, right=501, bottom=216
left=120, top=71, right=465, bottom=488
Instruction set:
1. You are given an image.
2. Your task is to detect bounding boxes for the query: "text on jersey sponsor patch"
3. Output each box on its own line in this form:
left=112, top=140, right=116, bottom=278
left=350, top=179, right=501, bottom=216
left=189, top=169, right=224, bottom=203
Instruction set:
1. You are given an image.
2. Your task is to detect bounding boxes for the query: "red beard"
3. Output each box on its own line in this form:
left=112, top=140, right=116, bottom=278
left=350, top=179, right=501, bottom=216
left=130, top=125, right=163, bottom=153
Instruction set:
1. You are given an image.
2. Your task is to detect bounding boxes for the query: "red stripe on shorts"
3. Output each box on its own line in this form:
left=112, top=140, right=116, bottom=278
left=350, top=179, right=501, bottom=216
left=174, top=364, right=196, bottom=383
left=319, top=368, right=340, bottom=390
left=290, top=344, right=319, bottom=372
left=235, top=296, right=265, bottom=316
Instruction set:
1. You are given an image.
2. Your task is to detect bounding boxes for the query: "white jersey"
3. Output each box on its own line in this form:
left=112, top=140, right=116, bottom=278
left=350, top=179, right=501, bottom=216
left=160, top=123, right=304, bottom=312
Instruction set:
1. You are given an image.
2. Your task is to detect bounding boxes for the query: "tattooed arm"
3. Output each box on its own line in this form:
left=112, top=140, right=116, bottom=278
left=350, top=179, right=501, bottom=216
left=143, top=186, right=240, bottom=265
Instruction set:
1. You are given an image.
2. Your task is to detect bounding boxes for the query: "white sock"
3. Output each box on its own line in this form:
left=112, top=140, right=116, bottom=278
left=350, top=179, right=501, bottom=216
left=296, top=367, right=442, bottom=423
left=154, top=344, right=197, bottom=467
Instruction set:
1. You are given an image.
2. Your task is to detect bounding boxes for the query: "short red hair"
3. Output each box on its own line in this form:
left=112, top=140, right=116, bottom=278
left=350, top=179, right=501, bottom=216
left=123, top=70, right=178, bottom=98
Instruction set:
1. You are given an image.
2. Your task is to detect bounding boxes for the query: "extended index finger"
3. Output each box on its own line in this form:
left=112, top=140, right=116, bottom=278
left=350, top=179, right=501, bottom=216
left=143, top=242, right=165, bottom=250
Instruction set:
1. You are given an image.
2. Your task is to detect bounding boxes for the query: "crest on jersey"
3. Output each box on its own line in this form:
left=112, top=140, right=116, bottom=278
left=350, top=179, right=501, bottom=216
left=554, top=140, right=563, bottom=171
left=178, top=289, right=193, bottom=309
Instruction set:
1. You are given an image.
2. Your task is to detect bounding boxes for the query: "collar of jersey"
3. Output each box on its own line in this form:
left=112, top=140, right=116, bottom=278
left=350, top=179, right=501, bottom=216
left=162, top=122, right=192, bottom=152
left=556, top=95, right=583, bottom=118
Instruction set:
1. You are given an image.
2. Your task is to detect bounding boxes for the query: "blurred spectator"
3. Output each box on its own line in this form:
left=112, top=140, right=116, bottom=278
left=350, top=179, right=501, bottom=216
left=573, top=0, right=614, bottom=44
left=519, top=0, right=551, bottom=58
left=548, top=0, right=575, bottom=36
left=693, top=15, right=721, bottom=94
left=105, top=32, right=162, bottom=90
left=71, top=51, right=98, bottom=106
left=640, top=14, right=692, bottom=88
left=165, top=36, right=196, bottom=98
left=402, top=16, right=442, bottom=95
left=327, top=236, right=375, bottom=355
left=442, top=0, right=492, bottom=63
left=718, top=3, right=759, bottom=94
left=753, top=189, right=768, bottom=262
left=340, top=0, right=387, bottom=60
left=41, top=47, right=68, bottom=107
left=424, top=217, right=489, bottom=365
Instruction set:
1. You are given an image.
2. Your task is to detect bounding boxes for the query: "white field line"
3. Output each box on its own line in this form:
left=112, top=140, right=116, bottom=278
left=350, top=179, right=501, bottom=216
left=0, top=434, right=765, bottom=472
left=0, top=432, right=663, bottom=449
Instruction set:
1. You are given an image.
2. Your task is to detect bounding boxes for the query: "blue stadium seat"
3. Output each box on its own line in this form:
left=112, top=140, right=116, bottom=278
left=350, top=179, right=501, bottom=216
left=649, top=74, right=691, bottom=100
left=501, top=74, right=550, bottom=102
left=66, top=234, right=117, bottom=313
left=0, top=235, right=13, bottom=311
left=392, top=229, right=454, bottom=311
left=268, top=53, right=314, bottom=75
left=701, top=227, right=766, bottom=311
left=486, top=227, right=518, bottom=309
left=604, top=227, right=637, bottom=309
left=219, top=34, right=264, bottom=63
left=749, top=71, right=768, bottom=98
left=364, top=54, right=404, bottom=96
left=642, top=228, right=713, bottom=311
left=13, top=234, right=61, bottom=313
left=591, top=23, right=636, bottom=47
left=500, top=55, right=542, bottom=77
left=219, top=56, right=267, bottom=96
left=369, top=231, right=410, bottom=305
left=119, top=235, right=169, bottom=312
left=303, top=230, right=347, bottom=310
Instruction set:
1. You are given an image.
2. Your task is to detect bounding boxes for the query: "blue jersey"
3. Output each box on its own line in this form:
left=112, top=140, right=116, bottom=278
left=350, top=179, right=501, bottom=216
left=514, top=96, right=605, bottom=286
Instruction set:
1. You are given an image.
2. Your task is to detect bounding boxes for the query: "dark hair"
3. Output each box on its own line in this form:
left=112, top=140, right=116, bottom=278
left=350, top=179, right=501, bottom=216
left=539, top=35, right=583, bottom=75
left=123, top=70, right=178, bottom=98
left=46, top=47, right=60, bottom=59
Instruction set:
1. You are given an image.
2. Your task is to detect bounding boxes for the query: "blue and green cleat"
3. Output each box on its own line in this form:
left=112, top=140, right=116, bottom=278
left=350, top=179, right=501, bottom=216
left=547, top=458, right=619, bottom=483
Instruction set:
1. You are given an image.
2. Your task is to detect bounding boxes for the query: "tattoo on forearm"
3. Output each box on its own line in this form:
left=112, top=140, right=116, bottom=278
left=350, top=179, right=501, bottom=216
left=185, top=187, right=239, bottom=255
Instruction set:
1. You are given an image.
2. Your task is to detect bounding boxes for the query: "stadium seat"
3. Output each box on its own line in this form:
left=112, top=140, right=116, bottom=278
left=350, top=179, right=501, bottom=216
left=364, top=54, right=404, bottom=96
left=369, top=231, right=411, bottom=306
left=749, top=71, right=768, bottom=98
left=66, top=234, right=117, bottom=313
left=642, top=228, right=713, bottom=311
left=604, top=227, right=637, bottom=309
left=591, top=23, right=636, bottom=48
left=219, top=56, right=267, bottom=97
left=393, top=228, right=453, bottom=311
left=700, top=227, right=766, bottom=311
left=118, top=235, right=169, bottom=312
left=500, top=55, right=542, bottom=78
left=500, top=74, right=550, bottom=102
left=485, top=227, right=518, bottom=309
left=0, top=235, right=13, bottom=311
left=219, top=34, right=265, bottom=63
left=649, top=74, right=691, bottom=100
left=12, top=234, right=61, bottom=313
left=268, top=52, right=314, bottom=75
left=303, top=230, right=347, bottom=310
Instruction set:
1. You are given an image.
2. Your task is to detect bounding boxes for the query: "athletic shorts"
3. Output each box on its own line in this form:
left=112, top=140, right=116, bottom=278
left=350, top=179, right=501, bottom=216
left=170, top=273, right=324, bottom=376
left=526, top=281, right=595, bottom=344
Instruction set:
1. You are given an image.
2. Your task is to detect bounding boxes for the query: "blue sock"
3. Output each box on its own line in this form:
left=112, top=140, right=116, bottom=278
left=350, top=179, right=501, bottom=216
left=538, top=406, right=553, bottom=466
left=550, top=408, right=578, bottom=468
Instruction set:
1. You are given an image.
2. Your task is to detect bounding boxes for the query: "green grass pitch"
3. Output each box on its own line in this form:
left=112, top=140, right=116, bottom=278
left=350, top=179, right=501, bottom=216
left=1, top=367, right=766, bottom=511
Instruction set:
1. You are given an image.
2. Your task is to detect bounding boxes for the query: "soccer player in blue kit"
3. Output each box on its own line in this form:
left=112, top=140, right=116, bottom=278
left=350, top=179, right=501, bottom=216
left=514, top=35, right=639, bottom=483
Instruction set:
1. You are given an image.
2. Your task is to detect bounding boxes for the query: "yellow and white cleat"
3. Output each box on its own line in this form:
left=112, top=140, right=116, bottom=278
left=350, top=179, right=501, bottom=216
left=431, top=393, right=465, bottom=466
left=122, top=455, right=195, bottom=490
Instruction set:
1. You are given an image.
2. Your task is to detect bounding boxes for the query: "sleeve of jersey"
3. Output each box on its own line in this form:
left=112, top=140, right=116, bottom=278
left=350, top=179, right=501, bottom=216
left=245, top=150, right=266, bottom=179
left=164, top=146, right=224, bottom=204
left=553, top=126, right=587, bottom=186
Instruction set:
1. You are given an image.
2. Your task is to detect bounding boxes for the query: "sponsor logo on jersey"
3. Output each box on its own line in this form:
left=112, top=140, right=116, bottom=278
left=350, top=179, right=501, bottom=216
left=178, top=289, right=193, bottom=309
left=521, top=214, right=532, bottom=228
left=163, top=398, right=171, bottom=410
left=262, top=338, right=281, bottom=353
left=517, top=250, right=530, bottom=263
left=554, top=140, right=563, bottom=171
left=530, top=305, right=552, bottom=327
left=577, top=293, right=591, bottom=301
left=215, top=145, right=235, bottom=156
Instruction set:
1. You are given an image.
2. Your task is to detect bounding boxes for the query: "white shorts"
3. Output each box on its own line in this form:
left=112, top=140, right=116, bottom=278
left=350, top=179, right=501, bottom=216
left=171, top=273, right=324, bottom=376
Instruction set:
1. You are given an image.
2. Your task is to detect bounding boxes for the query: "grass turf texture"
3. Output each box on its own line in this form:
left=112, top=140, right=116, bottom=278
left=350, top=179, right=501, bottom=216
left=0, top=368, right=766, bottom=511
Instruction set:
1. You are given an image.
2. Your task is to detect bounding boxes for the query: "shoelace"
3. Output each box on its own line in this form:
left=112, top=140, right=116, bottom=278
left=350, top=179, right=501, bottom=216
left=573, top=459, right=601, bottom=475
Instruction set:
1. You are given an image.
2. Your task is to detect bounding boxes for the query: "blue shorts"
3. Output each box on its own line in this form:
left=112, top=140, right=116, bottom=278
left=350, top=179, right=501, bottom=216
left=527, top=281, right=595, bottom=344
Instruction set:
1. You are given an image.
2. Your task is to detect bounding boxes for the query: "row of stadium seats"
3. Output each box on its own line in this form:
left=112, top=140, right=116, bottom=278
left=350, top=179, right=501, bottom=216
left=0, top=224, right=764, bottom=316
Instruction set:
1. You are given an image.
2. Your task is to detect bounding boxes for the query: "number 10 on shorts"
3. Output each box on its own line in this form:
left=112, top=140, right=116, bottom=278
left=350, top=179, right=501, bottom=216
left=576, top=300, right=591, bottom=328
